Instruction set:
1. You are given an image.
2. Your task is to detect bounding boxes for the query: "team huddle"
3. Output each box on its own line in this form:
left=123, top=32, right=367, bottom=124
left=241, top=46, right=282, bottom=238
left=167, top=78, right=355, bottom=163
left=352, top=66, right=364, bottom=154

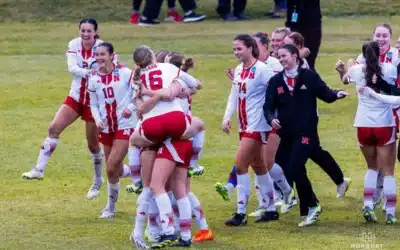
left=20, top=17, right=400, bottom=249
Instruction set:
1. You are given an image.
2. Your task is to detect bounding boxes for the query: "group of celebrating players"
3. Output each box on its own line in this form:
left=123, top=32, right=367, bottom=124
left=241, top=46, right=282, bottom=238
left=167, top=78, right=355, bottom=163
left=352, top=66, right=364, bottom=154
left=20, top=16, right=400, bottom=249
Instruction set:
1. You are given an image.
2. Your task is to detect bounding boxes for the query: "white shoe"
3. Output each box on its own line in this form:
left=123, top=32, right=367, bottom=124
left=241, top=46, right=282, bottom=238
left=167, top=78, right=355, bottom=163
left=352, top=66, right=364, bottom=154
left=298, top=204, right=322, bottom=227
left=130, top=232, right=149, bottom=249
left=99, top=208, right=115, bottom=219
left=86, top=179, right=103, bottom=200
left=22, top=168, right=44, bottom=180
left=281, top=189, right=297, bottom=214
left=248, top=207, right=267, bottom=217
left=336, top=177, right=351, bottom=198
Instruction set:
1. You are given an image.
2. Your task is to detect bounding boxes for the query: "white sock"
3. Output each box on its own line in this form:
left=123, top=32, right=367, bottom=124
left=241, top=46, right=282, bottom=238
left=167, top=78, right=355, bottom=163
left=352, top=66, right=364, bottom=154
left=128, top=146, right=141, bottom=184
left=148, top=196, right=161, bottom=239
left=256, top=173, right=276, bottom=212
left=383, top=176, right=397, bottom=216
left=167, top=191, right=180, bottom=231
left=364, top=169, right=378, bottom=209
left=187, top=192, right=208, bottom=230
left=373, top=170, right=384, bottom=202
left=236, top=173, right=251, bottom=214
left=106, top=181, right=120, bottom=212
left=254, top=176, right=267, bottom=209
left=155, top=193, right=175, bottom=236
left=91, top=148, right=103, bottom=183
left=269, top=163, right=291, bottom=196
left=226, top=183, right=235, bottom=197
left=177, top=196, right=192, bottom=241
left=36, top=137, right=59, bottom=172
left=121, top=164, right=131, bottom=178
left=133, top=187, right=152, bottom=238
left=190, top=131, right=205, bottom=167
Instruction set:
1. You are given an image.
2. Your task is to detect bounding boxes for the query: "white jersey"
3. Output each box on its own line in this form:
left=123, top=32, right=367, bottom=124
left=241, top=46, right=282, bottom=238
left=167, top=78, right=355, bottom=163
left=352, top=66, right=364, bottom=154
left=140, top=63, right=197, bottom=120
left=180, top=96, right=192, bottom=115
left=66, top=37, right=105, bottom=105
left=356, top=47, right=399, bottom=67
left=88, top=67, right=137, bottom=133
left=263, top=56, right=283, bottom=73
left=224, top=60, right=274, bottom=132
left=348, top=63, right=398, bottom=127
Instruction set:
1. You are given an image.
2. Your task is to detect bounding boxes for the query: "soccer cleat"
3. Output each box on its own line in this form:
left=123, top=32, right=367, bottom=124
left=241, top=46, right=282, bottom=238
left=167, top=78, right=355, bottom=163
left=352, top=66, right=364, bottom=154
left=193, top=229, right=214, bottom=242
left=298, top=204, right=322, bottom=227
left=281, top=189, right=297, bottom=214
left=337, top=177, right=351, bottom=198
left=170, top=238, right=192, bottom=247
left=22, top=168, right=44, bottom=180
left=225, top=213, right=247, bottom=226
left=126, top=180, right=143, bottom=194
left=151, top=234, right=178, bottom=249
left=130, top=233, right=150, bottom=249
left=165, top=10, right=184, bottom=22
left=362, top=206, right=377, bottom=223
left=99, top=208, right=115, bottom=219
left=183, top=11, right=206, bottom=23
left=129, top=13, right=140, bottom=24
left=215, top=182, right=231, bottom=201
left=86, top=179, right=103, bottom=200
left=255, top=211, right=279, bottom=223
left=274, top=190, right=284, bottom=207
left=248, top=207, right=267, bottom=217
left=386, top=214, right=397, bottom=224
left=188, top=165, right=205, bottom=177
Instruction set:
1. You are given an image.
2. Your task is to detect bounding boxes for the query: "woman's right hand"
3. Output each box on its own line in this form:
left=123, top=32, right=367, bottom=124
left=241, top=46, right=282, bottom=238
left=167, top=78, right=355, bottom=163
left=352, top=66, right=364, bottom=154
left=271, top=119, right=281, bottom=130
left=226, top=68, right=234, bottom=81
left=335, top=60, right=345, bottom=73
left=222, top=120, right=231, bottom=134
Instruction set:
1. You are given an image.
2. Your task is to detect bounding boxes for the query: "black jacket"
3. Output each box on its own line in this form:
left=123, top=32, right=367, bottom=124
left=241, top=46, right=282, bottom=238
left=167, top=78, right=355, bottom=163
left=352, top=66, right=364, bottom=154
left=286, top=0, right=321, bottom=30
left=264, top=68, right=342, bottom=138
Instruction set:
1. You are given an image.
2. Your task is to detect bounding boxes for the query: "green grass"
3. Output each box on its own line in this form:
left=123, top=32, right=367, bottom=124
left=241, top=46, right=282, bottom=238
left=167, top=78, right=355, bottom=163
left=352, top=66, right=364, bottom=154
left=2, top=15, right=400, bottom=250
left=0, top=0, right=399, bottom=22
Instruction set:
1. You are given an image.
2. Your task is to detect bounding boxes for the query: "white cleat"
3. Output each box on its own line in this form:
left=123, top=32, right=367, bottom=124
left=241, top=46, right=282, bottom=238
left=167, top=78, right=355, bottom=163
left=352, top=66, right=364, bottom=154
left=22, top=168, right=44, bottom=180
left=336, top=177, right=351, bottom=198
left=130, top=232, right=150, bottom=249
left=248, top=207, right=268, bottom=217
left=281, top=189, right=297, bottom=214
left=298, top=204, right=321, bottom=227
left=86, top=179, right=103, bottom=200
left=99, top=208, right=115, bottom=219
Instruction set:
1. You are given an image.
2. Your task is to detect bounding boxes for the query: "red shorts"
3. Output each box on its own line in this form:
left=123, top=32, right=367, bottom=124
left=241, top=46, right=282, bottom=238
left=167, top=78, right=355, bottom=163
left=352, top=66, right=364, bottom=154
left=357, top=127, right=396, bottom=147
left=156, top=139, right=193, bottom=168
left=239, top=131, right=270, bottom=144
left=99, top=128, right=134, bottom=147
left=63, top=96, right=93, bottom=122
left=141, top=111, right=188, bottom=143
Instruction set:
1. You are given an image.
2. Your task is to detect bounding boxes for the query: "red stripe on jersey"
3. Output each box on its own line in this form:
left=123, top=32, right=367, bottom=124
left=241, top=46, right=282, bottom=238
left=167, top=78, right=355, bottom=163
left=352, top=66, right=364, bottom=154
left=105, top=103, right=114, bottom=132
left=79, top=78, right=87, bottom=104
left=238, top=98, right=247, bottom=130
left=111, top=101, right=118, bottom=132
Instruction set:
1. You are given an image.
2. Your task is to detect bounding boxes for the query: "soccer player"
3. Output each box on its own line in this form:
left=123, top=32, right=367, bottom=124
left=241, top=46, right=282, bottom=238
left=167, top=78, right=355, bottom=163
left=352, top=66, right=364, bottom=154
left=342, top=41, right=397, bottom=224
left=22, top=18, right=106, bottom=200
left=222, top=34, right=279, bottom=226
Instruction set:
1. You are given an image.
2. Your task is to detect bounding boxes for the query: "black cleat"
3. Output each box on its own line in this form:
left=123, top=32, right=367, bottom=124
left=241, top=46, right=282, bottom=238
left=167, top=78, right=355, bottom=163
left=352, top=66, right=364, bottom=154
left=170, top=238, right=192, bottom=247
left=255, top=211, right=279, bottom=223
left=225, top=213, right=247, bottom=226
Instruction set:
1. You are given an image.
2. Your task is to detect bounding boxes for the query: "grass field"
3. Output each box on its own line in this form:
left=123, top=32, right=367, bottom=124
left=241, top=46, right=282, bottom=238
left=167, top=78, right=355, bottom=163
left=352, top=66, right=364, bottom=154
left=2, top=2, right=400, bottom=249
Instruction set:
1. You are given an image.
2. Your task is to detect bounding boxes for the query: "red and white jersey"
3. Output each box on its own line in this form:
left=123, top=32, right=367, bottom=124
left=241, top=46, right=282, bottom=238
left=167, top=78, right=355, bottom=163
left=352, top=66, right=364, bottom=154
left=348, top=63, right=398, bottom=127
left=223, top=60, right=274, bottom=132
left=140, top=63, right=196, bottom=120
left=66, top=37, right=105, bottom=105
left=180, top=96, right=192, bottom=115
left=264, top=56, right=283, bottom=73
left=88, top=67, right=137, bottom=133
left=356, top=47, right=399, bottom=67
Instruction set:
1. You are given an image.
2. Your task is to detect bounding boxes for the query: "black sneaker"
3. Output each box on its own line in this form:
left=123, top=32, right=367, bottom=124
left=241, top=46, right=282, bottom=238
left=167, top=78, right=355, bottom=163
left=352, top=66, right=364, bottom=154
left=235, top=12, right=250, bottom=20
left=170, top=238, right=192, bottom=247
left=138, top=17, right=160, bottom=26
left=255, top=211, right=279, bottom=223
left=225, top=213, right=247, bottom=226
left=151, top=234, right=178, bottom=249
left=183, top=11, right=206, bottom=23
left=221, top=13, right=238, bottom=21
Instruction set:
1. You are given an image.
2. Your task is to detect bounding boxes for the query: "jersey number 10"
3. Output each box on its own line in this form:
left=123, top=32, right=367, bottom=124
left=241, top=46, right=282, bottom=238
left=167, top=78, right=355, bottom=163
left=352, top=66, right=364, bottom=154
left=140, top=70, right=163, bottom=91
left=102, top=86, right=115, bottom=99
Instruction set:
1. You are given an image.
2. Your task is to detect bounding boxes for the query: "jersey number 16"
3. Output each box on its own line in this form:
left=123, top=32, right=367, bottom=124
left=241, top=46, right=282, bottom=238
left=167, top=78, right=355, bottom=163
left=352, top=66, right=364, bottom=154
left=141, top=70, right=163, bottom=91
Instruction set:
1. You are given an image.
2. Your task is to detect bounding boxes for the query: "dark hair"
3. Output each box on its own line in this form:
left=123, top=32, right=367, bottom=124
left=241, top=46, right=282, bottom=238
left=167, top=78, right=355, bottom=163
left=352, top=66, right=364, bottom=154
left=287, top=32, right=304, bottom=48
left=167, top=52, right=194, bottom=72
left=279, top=44, right=303, bottom=67
left=374, top=23, right=392, bottom=36
left=234, top=34, right=259, bottom=59
left=253, top=32, right=270, bottom=45
left=155, top=50, right=170, bottom=63
left=362, top=40, right=382, bottom=87
left=97, top=42, right=114, bottom=55
left=79, top=18, right=99, bottom=39
left=133, top=45, right=154, bottom=85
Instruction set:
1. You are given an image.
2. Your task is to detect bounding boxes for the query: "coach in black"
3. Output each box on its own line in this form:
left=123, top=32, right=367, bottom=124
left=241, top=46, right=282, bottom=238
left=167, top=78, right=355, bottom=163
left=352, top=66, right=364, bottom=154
left=264, top=44, right=347, bottom=226
left=285, top=0, right=321, bottom=71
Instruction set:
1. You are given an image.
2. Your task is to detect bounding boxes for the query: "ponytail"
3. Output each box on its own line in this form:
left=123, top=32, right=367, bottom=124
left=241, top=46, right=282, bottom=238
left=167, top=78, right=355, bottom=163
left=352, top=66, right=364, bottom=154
left=181, top=57, right=194, bottom=72
left=363, top=40, right=382, bottom=87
